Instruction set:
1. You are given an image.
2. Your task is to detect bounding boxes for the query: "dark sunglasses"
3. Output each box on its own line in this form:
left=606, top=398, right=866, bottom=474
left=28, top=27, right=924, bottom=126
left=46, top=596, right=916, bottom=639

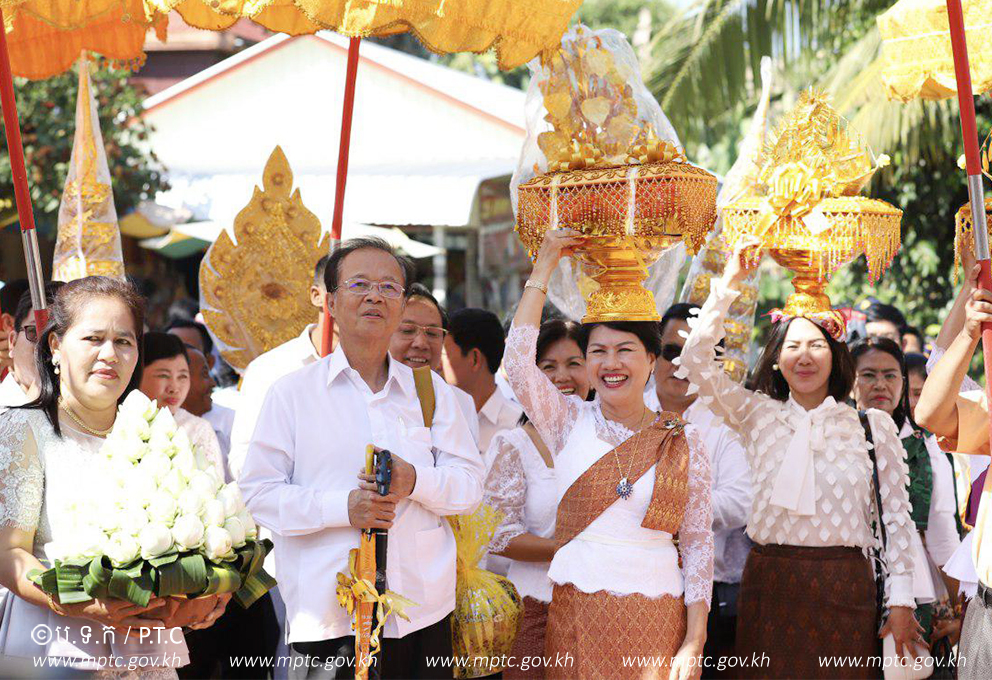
left=660, top=343, right=683, bottom=363
left=20, top=325, right=38, bottom=343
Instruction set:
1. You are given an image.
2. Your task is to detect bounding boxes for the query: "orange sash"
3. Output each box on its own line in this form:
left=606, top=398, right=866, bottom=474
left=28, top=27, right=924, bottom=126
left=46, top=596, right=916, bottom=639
left=554, top=412, right=690, bottom=551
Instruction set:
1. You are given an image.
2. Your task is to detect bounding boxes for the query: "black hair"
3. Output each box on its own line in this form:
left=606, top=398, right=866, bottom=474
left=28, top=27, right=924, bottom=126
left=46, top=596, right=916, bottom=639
left=166, top=297, right=199, bottom=325
left=904, top=352, right=928, bottom=381
left=749, top=317, right=855, bottom=403
left=14, top=282, right=65, bottom=331
left=1, top=279, right=29, bottom=319
left=165, top=318, right=213, bottom=355
left=142, top=331, right=190, bottom=368
left=850, top=336, right=915, bottom=431
left=660, top=303, right=700, bottom=336
left=574, top=321, right=663, bottom=359
left=323, top=237, right=416, bottom=294
left=21, top=276, right=146, bottom=437
left=536, top=319, right=583, bottom=363
left=902, top=326, right=925, bottom=348
left=861, top=297, right=908, bottom=329
left=448, top=308, right=505, bottom=374
left=519, top=319, right=591, bottom=426
left=314, top=254, right=330, bottom=288
left=407, top=282, right=449, bottom=330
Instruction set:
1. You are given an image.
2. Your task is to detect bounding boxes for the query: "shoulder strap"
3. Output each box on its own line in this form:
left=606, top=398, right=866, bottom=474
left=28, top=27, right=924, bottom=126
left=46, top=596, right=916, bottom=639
left=859, top=410, right=887, bottom=550
left=412, top=366, right=436, bottom=428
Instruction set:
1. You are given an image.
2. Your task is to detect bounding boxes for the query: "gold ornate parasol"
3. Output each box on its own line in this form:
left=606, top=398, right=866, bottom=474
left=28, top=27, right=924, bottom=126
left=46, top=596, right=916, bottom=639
left=0, top=0, right=583, bottom=78
left=514, top=26, right=718, bottom=323
left=199, top=146, right=327, bottom=371
left=722, top=91, right=902, bottom=319
left=878, top=0, right=992, bottom=101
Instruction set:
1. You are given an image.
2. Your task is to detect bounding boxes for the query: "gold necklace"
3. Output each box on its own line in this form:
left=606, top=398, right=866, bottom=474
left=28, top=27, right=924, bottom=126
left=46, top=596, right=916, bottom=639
left=58, top=398, right=113, bottom=437
left=612, top=408, right=651, bottom=500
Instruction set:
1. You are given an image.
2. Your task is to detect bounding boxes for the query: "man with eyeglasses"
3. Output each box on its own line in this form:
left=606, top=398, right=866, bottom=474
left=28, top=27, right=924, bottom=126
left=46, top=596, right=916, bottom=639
left=389, top=283, right=480, bottom=444
left=240, top=237, right=482, bottom=679
left=645, top=302, right=752, bottom=679
left=1, top=283, right=64, bottom=408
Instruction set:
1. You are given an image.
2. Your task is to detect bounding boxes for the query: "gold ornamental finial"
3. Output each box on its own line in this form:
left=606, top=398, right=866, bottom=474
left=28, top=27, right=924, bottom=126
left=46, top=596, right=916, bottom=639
left=199, top=146, right=328, bottom=371
left=52, top=52, right=126, bottom=282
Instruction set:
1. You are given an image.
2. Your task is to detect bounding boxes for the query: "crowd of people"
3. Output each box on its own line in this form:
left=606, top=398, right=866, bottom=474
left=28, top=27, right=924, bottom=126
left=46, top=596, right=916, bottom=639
left=0, top=231, right=990, bottom=679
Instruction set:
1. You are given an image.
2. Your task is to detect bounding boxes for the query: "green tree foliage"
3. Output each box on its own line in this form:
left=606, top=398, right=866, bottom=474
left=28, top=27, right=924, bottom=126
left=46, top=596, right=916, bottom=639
left=647, top=0, right=980, bottom=334
left=0, top=64, right=167, bottom=232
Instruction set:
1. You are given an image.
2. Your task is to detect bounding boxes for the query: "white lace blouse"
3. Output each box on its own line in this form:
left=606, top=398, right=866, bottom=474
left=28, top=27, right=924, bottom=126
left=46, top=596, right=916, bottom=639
left=504, top=323, right=714, bottom=607
left=675, top=279, right=917, bottom=608
left=483, top=427, right=556, bottom=603
left=0, top=408, right=188, bottom=672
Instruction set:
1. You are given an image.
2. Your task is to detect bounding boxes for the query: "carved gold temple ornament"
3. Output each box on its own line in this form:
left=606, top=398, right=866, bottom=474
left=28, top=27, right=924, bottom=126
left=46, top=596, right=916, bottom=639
left=514, top=26, right=718, bottom=323
left=721, top=91, right=903, bottom=324
left=52, top=53, right=126, bottom=283
left=199, top=146, right=328, bottom=372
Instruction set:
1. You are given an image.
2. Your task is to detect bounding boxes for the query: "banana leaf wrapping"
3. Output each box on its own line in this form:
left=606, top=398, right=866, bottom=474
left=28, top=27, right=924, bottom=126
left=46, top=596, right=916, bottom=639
left=29, top=538, right=275, bottom=609
left=449, top=505, right=523, bottom=679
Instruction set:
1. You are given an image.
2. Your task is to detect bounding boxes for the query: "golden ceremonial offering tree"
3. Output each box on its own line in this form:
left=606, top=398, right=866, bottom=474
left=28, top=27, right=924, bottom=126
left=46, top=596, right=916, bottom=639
left=514, top=25, right=718, bottom=323
left=721, top=92, right=902, bottom=318
left=199, top=147, right=328, bottom=371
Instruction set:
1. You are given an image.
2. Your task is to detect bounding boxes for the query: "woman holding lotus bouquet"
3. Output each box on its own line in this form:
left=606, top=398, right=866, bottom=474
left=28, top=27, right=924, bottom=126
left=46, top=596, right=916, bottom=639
left=0, top=276, right=227, bottom=674
left=505, top=229, right=714, bottom=680
left=676, top=242, right=921, bottom=678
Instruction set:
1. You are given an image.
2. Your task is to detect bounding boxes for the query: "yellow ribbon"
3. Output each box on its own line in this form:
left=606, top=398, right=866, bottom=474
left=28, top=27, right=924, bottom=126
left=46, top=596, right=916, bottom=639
left=753, top=162, right=831, bottom=241
left=335, top=549, right=418, bottom=654
left=548, top=139, right=606, bottom=172
left=626, top=134, right=686, bottom=165
left=547, top=133, right=685, bottom=172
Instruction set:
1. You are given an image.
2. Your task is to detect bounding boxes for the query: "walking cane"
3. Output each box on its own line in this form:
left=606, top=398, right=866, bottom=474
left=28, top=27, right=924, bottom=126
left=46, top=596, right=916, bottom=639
left=356, top=445, right=392, bottom=680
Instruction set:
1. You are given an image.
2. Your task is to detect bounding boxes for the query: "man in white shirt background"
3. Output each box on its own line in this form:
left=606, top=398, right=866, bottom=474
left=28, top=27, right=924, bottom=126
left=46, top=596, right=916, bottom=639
left=442, top=308, right=523, bottom=454
left=388, top=283, right=480, bottom=445
left=240, top=237, right=483, bottom=679
left=647, top=302, right=752, bottom=678
left=178, top=345, right=235, bottom=479
left=1, top=283, right=64, bottom=408
left=0, top=279, right=28, bottom=382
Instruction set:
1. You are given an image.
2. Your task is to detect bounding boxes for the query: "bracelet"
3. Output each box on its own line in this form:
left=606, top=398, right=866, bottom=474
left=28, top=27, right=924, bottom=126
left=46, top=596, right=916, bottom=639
left=525, top=279, right=548, bottom=295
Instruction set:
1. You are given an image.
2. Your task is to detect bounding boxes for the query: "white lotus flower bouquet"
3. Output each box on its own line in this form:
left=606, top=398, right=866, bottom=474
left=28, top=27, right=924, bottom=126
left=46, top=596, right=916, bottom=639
left=30, top=391, right=275, bottom=608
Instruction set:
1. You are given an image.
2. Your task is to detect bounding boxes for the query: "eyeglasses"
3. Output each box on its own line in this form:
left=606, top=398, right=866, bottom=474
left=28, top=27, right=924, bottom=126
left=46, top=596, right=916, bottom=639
left=20, top=325, right=37, bottom=343
left=660, top=343, right=683, bottom=363
left=857, top=371, right=902, bottom=385
left=339, top=278, right=405, bottom=299
left=397, top=322, right=447, bottom=343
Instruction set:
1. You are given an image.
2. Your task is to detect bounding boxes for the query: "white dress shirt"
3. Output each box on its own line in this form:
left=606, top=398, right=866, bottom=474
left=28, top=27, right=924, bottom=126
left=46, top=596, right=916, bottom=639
left=0, top=372, right=28, bottom=408
left=239, top=349, right=484, bottom=644
left=478, top=388, right=524, bottom=456
left=229, top=324, right=320, bottom=481
left=202, top=403, right=236, bottom=481
left=451, top=386, right=480, bottom=446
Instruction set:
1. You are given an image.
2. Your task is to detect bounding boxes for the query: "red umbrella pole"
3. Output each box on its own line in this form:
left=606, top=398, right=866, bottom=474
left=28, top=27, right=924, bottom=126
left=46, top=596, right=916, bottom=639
left=0, top=9, right=47, bottom=331
left=946, top=0, right=992, bottom=431
left=321, top=37, right=361, bottom=358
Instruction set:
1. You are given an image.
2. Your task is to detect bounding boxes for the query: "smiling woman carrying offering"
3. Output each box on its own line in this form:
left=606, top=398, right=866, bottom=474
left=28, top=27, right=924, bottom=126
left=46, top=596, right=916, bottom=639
left=504, top=228, right=714, bottom=680
left=675, top=242, right=920, bottom=678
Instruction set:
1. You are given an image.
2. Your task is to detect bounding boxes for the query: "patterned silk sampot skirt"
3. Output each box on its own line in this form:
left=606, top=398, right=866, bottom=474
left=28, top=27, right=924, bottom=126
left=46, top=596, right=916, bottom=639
left=736, top=543, right=879, bottom=679
left=545, top=583, right=686, bottom=680
left=506, top=597, right=550, bottom=680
